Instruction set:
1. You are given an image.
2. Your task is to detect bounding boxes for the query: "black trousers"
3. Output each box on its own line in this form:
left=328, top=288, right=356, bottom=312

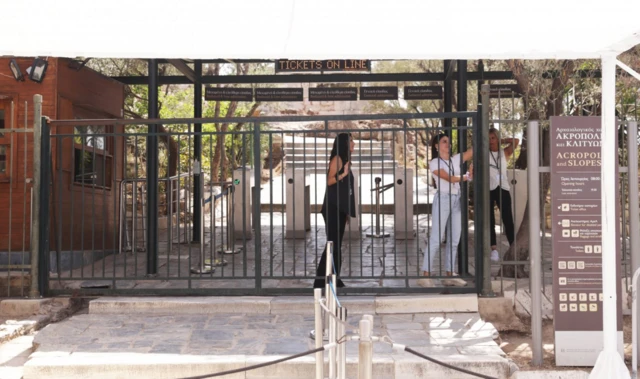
left=489, top=187, right=515, bottom=247
left=314, top=205, right=348, bottom=288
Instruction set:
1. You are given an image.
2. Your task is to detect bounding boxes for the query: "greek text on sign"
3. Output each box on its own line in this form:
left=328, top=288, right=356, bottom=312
left=204, top=87, right=253, bottom=102
left=255, top=88, right=304, bottom=102
left=404, top=86, right=443, bottom=100
left=309, top=87, right=357, bottom=101
left=359, top=86, right=398, bottom=100
left=550, top=116, right=622, bottom=366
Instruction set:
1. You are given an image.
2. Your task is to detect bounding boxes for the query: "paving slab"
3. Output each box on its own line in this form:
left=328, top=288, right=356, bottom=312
left=0, top=299, right=52, bottom=318
left=376, top=294, right=479, bottom=314
left=88, top=295, right=484, bottom=315
left=89, top=296, right=273, bottom=314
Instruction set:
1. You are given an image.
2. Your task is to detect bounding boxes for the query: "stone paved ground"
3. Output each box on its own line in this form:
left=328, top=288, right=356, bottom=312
left=31, top=311, right=504, bottom=361
left=49, top=213, right=482, bottom=292
left=0, top=335, right=33, bottom=379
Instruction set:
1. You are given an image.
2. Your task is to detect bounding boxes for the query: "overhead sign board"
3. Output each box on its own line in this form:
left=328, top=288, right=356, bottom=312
left=204, top=87, right=253, bottom=101
left=360, top=86, right=398, bottom=100
left=275, top=59, right=371, bottom=72
left=308, top=87, right=358, bottom=101
left=404, top=86, right=443, bottom=100
left=255, top=88, right=304, bottom=102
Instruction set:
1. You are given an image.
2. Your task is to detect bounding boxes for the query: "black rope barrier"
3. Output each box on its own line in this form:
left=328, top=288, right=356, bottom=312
left=403, top=345, right=497, bottom=379
left=177, top=345, right=328, bottom=379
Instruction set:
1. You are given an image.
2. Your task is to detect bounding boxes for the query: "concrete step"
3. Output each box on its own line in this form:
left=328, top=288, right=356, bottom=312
left=286, top=154, right=393, bottom=162
left=286, top=141, right=388, bottom=149
left=88, top=295, right=478, bottom=315
left=287, top=160, right=398, bottom=168
left=286, top=146, right=388, bottom=155
left=26, top=296, right=511, bottom=379
left=24, top=352, right=510, bottom=379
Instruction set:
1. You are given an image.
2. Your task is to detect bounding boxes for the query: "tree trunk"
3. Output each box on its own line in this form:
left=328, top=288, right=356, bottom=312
left=213, top=64, right=249, bottom=181
left=218, top=102, right=240, bottom=180
left=500, top=60, right=573, bottom=277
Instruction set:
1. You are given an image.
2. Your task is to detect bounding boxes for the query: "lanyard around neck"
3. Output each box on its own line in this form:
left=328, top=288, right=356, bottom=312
left=439, top=157, right=453, bottom=174
left=490, top=150, right=501, bottom=168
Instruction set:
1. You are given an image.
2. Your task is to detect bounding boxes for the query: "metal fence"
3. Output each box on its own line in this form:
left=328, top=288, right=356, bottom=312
left=486, top=86, right=640, bottom=315
left=33, top=109, right=490, bottom=296
left=0, top=99, right=35, bottom=298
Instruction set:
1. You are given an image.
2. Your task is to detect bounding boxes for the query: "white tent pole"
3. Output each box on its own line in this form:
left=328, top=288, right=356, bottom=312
left=617, top=59, right=640, bottom=82
left=601, top=54, right=618, bottom=354
left=589, top=54, right=630, bottom=379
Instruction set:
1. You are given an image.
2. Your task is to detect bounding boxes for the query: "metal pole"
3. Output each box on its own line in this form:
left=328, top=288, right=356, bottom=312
left=193, top=61, right=203, bottom=242
left=358, top=317, right=373, bottom=379
left=146, top=59, right=159, bottom=275
left=324, top=241, right=334, bottom=378
left=630, top=121, right=640, bottom=367
left=190, top=163, right=213, bottom=274
left=314, top=288, right=324, bottom=379
left=633, top=268, right=640, bottom=378
left=338, top=307, right=347, bottom=379
left=590, top=54, right=629, bottom=378
left=629, top=121, right=639, bottom=278
left=477, top=85, right=493, bottom=297
left=443, top=60, right=454, bottom=137
left=168, top=180, right=173, bottom=254
left=253, top=122, right=262, bottom=292
left=528, top=121, right=543, bottom=366
left=29, top=94, right=43, bottom=298
left=366, top=178, right=389, bottom=238
left=329, top=275, right=336, bottom=379
left=457, top=59, right=469, bottom=276
left=375, top=183, right=381, bottom=235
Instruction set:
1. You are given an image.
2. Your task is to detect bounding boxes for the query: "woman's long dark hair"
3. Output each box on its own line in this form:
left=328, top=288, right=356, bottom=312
left=330, top=132, right=352, bottom=169
left=430, top=133, right=448, bottom=188
left=431, top=133, right=448, bottom=161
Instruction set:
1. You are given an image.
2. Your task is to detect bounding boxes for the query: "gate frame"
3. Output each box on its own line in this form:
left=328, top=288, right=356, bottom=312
left=37, top=110, right=490, bottom=296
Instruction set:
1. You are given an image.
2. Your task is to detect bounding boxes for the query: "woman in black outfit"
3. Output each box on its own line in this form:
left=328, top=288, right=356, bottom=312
left=313, top=133, right=356, bottom=289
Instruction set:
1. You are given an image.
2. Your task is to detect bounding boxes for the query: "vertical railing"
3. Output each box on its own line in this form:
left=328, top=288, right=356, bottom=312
left=37, top=112, right=51, bottom=296
left=475, top=86, right=492, bottom=296
left=29, top=95, right=43, bottom=298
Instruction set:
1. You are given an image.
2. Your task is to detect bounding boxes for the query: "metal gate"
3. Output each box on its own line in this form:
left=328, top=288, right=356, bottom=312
left=36, top=109, right=490, bottom=296
left=0, top=98, right=35, bottom=298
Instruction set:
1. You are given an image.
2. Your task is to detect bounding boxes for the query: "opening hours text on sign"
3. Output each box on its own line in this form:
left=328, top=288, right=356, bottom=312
left=550, top=116, right=623, bottom=366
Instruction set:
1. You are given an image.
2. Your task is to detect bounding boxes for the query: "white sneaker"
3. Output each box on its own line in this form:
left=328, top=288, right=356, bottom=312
left=490, top=250, right=500, bottom=262
left=417, top=278, right=435, bottom=287
left=442, top=274, right=467, bottom=287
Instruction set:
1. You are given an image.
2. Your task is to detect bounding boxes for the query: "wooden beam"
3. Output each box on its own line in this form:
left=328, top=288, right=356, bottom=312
left=167, top=59, right=196, bottom=82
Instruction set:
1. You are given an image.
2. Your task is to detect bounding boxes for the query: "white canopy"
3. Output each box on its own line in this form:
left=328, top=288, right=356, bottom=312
left=3, top=0, right=639, bottom=60
left=3, top=1, right=640, bottom=378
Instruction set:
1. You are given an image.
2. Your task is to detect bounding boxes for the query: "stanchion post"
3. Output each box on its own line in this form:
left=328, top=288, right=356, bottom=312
left=338, top=307, right=347, bottom=379
left=314, top=288, right=324, bottom=379
left=375, top=178, right=381, bottom=235
left=190, top=162, right=214, bottom=275
left=358, top=316, right=373, bottom=379
left=366, top=177, right=390, bottom=238
left=330, top=274, right=338, bottom=379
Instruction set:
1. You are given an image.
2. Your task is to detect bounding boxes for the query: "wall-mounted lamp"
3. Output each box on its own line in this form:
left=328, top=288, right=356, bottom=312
left=8, top=59, right=24, bottom=81
left=26, top=57, right=48, bottom=83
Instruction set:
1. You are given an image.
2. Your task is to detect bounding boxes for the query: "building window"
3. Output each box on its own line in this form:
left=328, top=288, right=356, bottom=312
left=74, top=125, right=106, bottom=150
left=73, top=123, right=112, bottom=189
left=0, top=145, right=7, bottom=175
left=0, top=109, right=5, bottom=138
left=73, top=148, right=111, bottom=187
